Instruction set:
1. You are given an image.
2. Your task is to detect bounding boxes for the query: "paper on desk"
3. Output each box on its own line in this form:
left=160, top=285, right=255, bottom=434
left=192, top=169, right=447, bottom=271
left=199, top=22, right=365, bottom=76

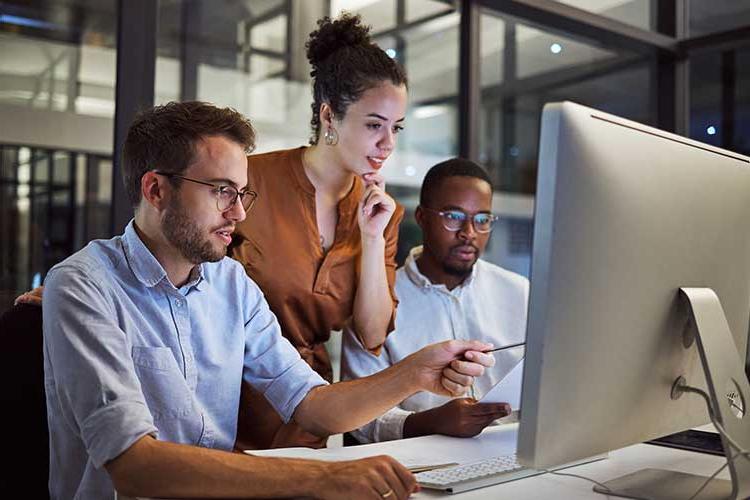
left=245, top=424, right=520, bottom=470
left=479, top=358, right=524, bottom=409
left=245, top=446, right=439, bottom=470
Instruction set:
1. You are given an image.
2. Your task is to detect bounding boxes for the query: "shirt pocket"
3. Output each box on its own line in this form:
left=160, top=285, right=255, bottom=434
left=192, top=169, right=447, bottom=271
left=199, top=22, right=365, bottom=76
left=132, top=346, right=204, bottom=445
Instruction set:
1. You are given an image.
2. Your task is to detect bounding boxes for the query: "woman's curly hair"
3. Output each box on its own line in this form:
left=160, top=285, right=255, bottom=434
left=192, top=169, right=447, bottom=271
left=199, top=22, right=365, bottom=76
left=305, top=12, right=408, bottom=144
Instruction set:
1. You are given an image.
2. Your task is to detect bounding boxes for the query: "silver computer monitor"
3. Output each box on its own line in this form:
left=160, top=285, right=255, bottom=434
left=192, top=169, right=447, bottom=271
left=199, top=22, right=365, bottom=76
left=517, top=101, right=750, bottom=498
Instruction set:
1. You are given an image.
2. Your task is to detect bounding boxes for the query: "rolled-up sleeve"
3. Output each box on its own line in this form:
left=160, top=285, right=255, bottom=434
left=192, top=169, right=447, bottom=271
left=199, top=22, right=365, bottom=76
left=43, top=265, right=158, bottom=468
left=241, top=283, right=327, bottom=423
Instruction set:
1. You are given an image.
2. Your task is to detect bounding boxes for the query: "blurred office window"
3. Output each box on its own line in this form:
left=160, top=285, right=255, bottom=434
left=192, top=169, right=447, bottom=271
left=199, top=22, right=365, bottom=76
left=0, top=1, right=117, bottom=117
left=157, top=0, right=315, bottom=152
left=0, top=144, right=112, bottom=310
left=334, top=0, right=397, bottom=32
left=477, top=7, right=653, bottom=277
left=405, top=0, right=454, bottom=23
left=690, top=47, right=750, bottom=156
left=689, top=1, right=750, bottom=37
left=0, top=1, right=116, bottom=310
left=690, top=51, right=724, bottom=148
left=479, top=9, right=653, bottom=196
left=736, top=49, right=750, bottom=155
left=553, top=0, right=654, bottom=32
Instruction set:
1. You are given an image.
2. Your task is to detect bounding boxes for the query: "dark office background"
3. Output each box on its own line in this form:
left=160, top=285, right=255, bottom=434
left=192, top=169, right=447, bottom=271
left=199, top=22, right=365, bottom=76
left=1, top=0, right=749, bottom=310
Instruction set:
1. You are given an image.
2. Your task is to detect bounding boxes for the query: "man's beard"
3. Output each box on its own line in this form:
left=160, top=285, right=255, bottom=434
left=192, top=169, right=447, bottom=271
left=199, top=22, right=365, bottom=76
left=442, top=244, right=478, bottom=278
left=442, top=261, right=474, bottom=278
left=162, top=198, right=225, bottom=264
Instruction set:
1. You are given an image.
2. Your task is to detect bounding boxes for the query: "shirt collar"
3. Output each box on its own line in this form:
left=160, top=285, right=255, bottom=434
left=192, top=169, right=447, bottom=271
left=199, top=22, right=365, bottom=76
left=404, top=245, right=479, bottom=291
left=289, top=147, right=316, bottom=196
left=187, top=264, right=207, bottom=291
left=122, top=220, right=206, bottom=291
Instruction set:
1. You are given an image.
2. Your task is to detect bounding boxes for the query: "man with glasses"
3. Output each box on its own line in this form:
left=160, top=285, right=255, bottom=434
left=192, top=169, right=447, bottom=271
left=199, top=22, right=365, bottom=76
left=42, top=102, right=496, bottom=500
left=342, top=158, right=529, bottom=443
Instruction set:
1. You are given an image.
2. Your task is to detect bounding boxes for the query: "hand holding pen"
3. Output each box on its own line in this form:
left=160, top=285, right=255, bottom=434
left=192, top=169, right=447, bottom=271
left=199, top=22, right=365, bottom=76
left=462, top=341, right=525, bottom=362
left=481, top=341, right=525, bottom=355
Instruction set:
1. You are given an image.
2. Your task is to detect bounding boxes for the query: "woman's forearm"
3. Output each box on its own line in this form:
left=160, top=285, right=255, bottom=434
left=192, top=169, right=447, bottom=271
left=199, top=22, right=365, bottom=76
left=352, top=234, right=392, bottom=349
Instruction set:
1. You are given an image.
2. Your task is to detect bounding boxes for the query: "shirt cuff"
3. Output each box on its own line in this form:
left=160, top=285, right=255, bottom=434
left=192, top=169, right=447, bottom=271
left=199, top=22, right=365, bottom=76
left=372, top=407, right=412, bottom=442
left=81, top=400, right=158, bottom=468
left=263, top=358, right=328, bottom=423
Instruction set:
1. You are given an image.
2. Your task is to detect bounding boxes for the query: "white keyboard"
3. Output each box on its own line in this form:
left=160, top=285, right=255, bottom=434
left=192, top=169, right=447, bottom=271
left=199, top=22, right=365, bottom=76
left=415, top=453, right=541, bottom=493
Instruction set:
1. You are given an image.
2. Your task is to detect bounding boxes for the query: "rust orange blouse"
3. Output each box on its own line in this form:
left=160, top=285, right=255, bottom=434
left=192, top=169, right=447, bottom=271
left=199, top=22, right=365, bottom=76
left=230, top=147, right=403, bottom=449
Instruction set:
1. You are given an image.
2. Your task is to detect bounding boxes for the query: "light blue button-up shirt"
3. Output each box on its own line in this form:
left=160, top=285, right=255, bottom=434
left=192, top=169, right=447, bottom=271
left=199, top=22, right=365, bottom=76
left=43, top=221, right=327, bottom=499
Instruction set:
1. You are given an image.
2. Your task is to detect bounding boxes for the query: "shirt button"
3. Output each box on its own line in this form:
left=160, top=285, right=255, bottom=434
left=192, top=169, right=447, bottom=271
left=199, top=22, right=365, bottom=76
left=175, top=299, right=183, bottom=307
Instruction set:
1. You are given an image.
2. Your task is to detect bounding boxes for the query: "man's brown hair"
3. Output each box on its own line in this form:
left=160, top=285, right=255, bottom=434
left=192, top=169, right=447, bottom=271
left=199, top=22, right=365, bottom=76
left=122, top=101, right=256, bottom=207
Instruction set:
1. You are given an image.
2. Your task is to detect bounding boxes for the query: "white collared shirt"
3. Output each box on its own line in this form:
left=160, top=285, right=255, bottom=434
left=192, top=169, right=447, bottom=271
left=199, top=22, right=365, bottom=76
left=342, top=246, right=529, bottom=443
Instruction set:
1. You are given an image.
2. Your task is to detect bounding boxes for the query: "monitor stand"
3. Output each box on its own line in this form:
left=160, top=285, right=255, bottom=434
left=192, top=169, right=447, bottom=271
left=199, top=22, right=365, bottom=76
left=593, top=287, right=750, bottom=500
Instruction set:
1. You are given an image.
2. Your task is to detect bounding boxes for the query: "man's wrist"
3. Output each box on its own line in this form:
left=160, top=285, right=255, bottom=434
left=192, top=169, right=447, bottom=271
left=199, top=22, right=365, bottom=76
left=394, top=353, right=426, bottom=395
left=403, top=410, right=435, bottom=438
left=294, top=460, right=335, bottom=497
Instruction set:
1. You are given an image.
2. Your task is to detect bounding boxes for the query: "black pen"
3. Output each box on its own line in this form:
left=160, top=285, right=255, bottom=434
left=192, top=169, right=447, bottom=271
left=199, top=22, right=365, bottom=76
left=482, top=341, right=525, bottom=354
left=462, top=341, right=525, bottom=362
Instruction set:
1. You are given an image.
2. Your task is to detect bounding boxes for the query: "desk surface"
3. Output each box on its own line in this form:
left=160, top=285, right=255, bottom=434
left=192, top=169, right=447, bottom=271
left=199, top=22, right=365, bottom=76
left=251, top=424, right=730, bottom=499
left=417, top=442, right=728, bottom=498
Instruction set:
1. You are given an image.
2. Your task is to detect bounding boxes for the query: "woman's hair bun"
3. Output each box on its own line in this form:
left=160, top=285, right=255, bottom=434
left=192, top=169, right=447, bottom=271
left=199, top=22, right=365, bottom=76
left=306, top=12, right=372, bottom=68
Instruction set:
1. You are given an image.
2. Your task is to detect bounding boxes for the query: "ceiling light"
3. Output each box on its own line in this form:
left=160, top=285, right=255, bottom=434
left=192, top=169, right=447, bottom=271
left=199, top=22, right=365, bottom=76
left=413, top=105, right=447, bottom=119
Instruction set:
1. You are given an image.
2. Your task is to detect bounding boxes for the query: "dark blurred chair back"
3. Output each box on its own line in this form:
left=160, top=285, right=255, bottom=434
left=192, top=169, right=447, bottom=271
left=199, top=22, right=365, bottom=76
left=0, top=303, right=49, bottom=499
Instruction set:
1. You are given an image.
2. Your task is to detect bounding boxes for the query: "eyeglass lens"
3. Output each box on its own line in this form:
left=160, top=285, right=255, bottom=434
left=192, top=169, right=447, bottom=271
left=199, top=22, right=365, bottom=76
left=216, top=187, right=256, bottom=212
left=442, top=211, right=494, bottom=232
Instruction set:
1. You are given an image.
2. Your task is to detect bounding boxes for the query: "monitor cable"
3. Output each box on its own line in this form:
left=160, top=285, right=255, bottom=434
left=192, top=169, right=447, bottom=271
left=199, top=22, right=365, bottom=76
left=680, top=383, right=750, bottom=500
left=541, top=468, right=613, bottom=495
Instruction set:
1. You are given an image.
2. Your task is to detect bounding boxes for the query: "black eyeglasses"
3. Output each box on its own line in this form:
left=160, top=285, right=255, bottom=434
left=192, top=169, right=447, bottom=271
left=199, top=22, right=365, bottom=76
left=421, top=207, right=498, bottom=233
left=153, top=171, right=257, bottom=212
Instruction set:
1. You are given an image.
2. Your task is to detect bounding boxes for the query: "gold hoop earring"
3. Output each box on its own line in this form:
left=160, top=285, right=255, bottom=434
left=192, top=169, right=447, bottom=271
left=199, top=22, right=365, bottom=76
left=324, top=127, right=339, bottom=146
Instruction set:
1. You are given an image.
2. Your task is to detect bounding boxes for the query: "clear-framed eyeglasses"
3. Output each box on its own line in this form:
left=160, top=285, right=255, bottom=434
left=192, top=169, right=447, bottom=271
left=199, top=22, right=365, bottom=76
left=153, top=171, right=258, bottom=212
left=421, top=207, right=498, bottom=233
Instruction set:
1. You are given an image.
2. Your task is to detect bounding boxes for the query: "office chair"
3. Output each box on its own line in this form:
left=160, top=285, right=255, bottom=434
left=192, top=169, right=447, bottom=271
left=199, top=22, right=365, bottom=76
left=0, top=303, right=49, bottom=499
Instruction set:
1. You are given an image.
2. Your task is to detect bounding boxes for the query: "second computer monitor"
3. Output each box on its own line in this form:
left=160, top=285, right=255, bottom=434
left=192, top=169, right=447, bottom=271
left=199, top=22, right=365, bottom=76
left=517, top=101, right=750, bottom=470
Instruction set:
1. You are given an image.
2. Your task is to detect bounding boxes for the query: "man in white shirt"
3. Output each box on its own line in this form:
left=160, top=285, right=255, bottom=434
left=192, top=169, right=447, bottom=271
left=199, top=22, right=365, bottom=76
left=342, top=158, right=529, bottom=443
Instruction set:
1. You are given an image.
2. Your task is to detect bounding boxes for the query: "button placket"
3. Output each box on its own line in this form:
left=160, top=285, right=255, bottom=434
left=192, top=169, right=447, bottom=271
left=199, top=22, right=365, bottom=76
left=181, top=300, right=198, bottom=392
left=446, top=291, right=475, bottom=399
left=446, top=293, right=463, bottom=341
left=172, top=294, right=198, bottom=390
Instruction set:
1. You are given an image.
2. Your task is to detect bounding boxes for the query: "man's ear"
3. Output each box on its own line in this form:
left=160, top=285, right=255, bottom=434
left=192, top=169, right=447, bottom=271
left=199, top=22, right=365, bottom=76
left=414, top=205, right=426, bottom=230
left=140, top=171, right=170, bottom=211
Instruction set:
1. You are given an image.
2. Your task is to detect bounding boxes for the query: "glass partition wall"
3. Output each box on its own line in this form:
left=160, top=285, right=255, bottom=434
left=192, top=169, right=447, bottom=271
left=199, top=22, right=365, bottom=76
left=1, top=0, right=749, bottom=311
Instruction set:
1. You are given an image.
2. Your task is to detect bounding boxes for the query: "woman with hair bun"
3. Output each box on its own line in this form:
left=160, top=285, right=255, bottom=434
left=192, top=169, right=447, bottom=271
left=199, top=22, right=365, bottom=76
left=230, top=12, right=408, bottom=450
